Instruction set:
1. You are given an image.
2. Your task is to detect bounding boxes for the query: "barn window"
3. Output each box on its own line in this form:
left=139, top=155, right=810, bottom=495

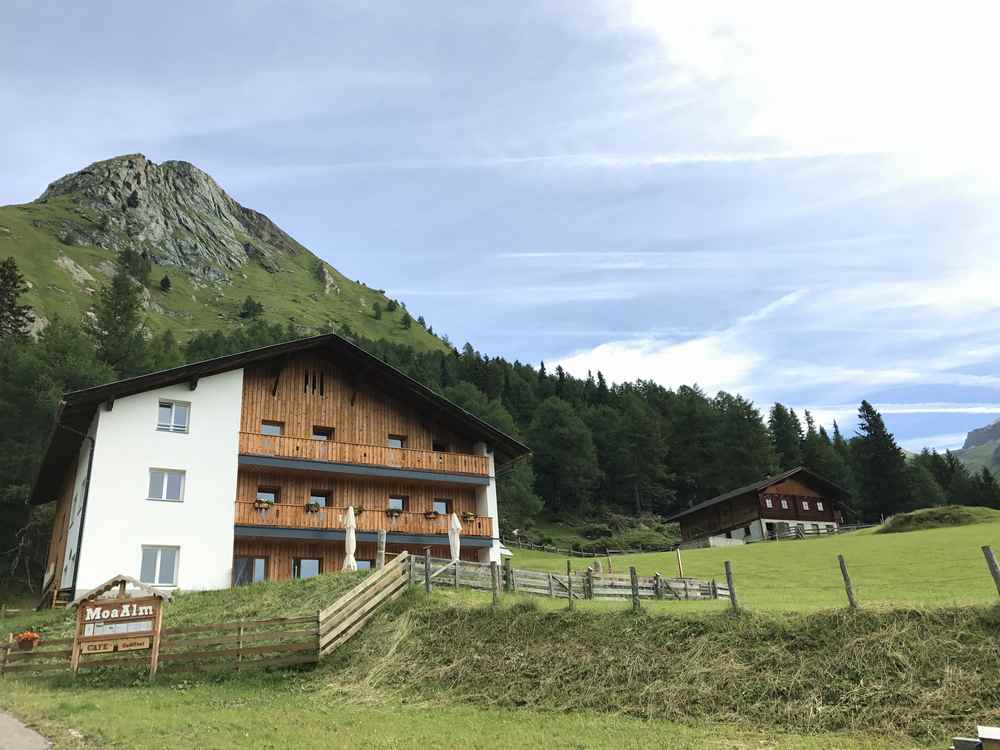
left=816, top=501, right=824, bottom=511
left=802, top=500, right=811, bottom=511
left=780, top=498, right=789, bottom=509
left=764, top=497, right=773, bottom=509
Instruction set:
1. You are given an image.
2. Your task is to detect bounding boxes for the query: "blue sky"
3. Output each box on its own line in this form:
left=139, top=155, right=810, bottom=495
left=5, top=1, right=1000, bottom=450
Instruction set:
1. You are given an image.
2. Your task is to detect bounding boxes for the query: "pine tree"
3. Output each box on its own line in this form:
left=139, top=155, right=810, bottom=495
left=386, top=299, right=399, bottom=312
left=852, top=400, right=912, bottom=520
left=372, top=302, right=382, bottom=320
left=0, top=257, right=33, bottom=339
left=401, top=312, right=411, bottom=329
left=239, top=296, right=264, bottom=320
left=417, top=315, right=426, bottom=328
left=906, top=461, right=946, bottom=508
left=159, top=274, right=172, bottom=293
left=973, top=467, right=1000, bottom=508
left=768, top=403, right=803, bottom=469
left=88, top=268, right=150, bottom=377
left=529, top=396, right=600, bottom=515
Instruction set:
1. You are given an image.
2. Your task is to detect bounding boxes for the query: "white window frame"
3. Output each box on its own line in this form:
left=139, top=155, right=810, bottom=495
left=802, top=500, right=811, bottom=511
left=780, top=498, right=789, bottom=509
left=817, top=501, right=825, bottom=511
left=148, top=468, right=185, bottom=502
left=140, top=545, right=179, bottom=586
left=157, top=400, right=190, bottom=433
left=764, top=497, right=773, bottom=509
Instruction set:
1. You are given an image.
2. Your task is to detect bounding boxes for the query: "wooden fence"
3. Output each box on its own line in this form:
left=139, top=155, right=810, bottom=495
left=410, top=555, right=728, bottom=602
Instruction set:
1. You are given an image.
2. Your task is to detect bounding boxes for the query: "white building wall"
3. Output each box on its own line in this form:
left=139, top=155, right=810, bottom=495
left=473, top=443, right=501, bottom=563
left=74, top=369, right=244, bottom=593
left=58, top=413, right=99, bottom=589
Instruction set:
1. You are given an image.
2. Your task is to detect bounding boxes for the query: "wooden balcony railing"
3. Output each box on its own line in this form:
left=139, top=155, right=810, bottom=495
left=234, top=502, right=494, bottom=538
left=239, top=432, right=490, bottom=477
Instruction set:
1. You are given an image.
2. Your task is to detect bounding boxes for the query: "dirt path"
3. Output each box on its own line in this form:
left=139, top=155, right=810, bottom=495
left=0, top=712, right=49, bottom=749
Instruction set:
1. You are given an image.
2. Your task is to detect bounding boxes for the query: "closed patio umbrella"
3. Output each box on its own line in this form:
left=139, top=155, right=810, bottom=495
left=343, top=505, right=357, bottom=571
left=448, top=512, right=462, bottom=562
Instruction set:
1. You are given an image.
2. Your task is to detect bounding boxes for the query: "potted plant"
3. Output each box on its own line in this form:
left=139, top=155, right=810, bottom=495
left=253, top=498, right=274, bottom=511
left=305, top=501, right=322, bottom=514
left=14, top=630, right=40, bottom=652
left=461, top=511, right=477, bottom=523
left=424, top=510, right=441, bottom=520
left=351, top=505, right=365, bottom=517
left=385, top=507, right=403, bottom=519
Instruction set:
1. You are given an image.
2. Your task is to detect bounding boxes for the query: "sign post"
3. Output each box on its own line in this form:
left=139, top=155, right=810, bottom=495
left=71, top=595, right=163, bottom=677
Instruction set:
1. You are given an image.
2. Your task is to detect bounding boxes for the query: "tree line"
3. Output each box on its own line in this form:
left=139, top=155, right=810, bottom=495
left=1, top=254, right=998, bottom=588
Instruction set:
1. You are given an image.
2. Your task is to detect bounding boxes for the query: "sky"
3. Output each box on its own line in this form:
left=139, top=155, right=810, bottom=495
left=4, top=1, right=1000, bottom=451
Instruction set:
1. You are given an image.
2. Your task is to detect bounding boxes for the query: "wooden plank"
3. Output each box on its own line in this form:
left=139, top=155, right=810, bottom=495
left=159, top=641, right=315, bottom=664
left=5, top=649, right=75, bottom=662
left=319, top=569, right=406, bottom=636
left=320, top=579, right=408, bottom=657
left=319, top=552, right=408, bottom=621
left=160, top=628, right=317, bottom=650
left=162, top=615, right=317, bottom=636
left=3, top=660, right=73, bottom=673
left=320, top=575, right=408, bottom=650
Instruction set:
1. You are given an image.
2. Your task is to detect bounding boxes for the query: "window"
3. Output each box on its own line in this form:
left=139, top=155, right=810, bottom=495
left=764, top=497, right=773, bottom=509
left=312, top=426, right=334, bottom=441
left=780, top=498, right=789, bottom=509
left=816, top=501, right=825, bottom=511
left=802, top=500, right=811, bottom=511
left=140, top=546, right=179, bottom=586
left=387, top=435, right=407, bottom=449
left=157, top=400, right=189, bottom=433
left=260, top=421, right=284, bottom=436
left=388, top=495, right=408, bottom=511
left=257, top=487, right=280, bottom=504
left=744, top=526, right=752, bottom=537
left=432, top=441, right=449, bottom=452
left=356, top=560, right=374, bottom=571
left=148, top=469, right=184, bottom=502
left=432, top=498, right=452, bottom=515
left=234, top=557, right=267, bottom=586
left=292, top=558, right=321, bottom=579
left=309, top=490, right=330, bottom=507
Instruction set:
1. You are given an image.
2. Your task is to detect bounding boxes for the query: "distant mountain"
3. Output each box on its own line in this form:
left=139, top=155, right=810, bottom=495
left=0, top=154, right=445, bottom=350
left=954, top=418, right=1000, bottom=476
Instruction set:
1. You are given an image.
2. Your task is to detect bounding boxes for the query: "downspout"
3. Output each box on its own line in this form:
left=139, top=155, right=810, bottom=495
left=58, top=422, right=97, bottom=600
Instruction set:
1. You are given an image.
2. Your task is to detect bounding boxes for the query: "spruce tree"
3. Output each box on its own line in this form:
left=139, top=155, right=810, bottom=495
left=159, top=274, right=172, bottom=293
left=372, top=301, right=382, bottom=320
left=768, top=403, right=803, bottom=469
left=852, top=400, right=912, bottom=520
left=528, top=396, right=599, bottom=515
left=0, top=257, right=33, bottom=339
left=88, top=268, right=149, bottom=377
left=239, top=296, right=264, bottom=320
left=401, top=312, right=411, bottom=329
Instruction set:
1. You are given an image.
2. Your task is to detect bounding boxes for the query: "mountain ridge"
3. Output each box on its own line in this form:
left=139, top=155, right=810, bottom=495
left=0, top=154, right=445, bottom=350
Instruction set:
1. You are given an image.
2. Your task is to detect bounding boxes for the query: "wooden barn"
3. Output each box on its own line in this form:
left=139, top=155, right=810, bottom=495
left=666, top=467, right=848, bottom=543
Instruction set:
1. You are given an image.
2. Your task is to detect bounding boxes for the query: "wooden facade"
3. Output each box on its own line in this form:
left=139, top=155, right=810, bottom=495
left=669, top=468, right=847, bottom=542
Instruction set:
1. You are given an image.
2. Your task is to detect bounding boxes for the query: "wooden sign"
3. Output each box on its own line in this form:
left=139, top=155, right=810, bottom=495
left=71, top=595, right=163, bottom=677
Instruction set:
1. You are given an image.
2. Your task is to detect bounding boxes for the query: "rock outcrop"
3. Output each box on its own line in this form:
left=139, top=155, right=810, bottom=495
left=962, top=418, right=1000, bottom=450
left=38, top=154, right=301, bottom=281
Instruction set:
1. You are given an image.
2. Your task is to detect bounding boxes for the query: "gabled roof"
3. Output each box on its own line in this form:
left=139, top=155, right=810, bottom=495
left=30, top=333, right=531, bottom=505
left=72, top=574, right=173, bottom=606
left=664, top=466, right=850, bottom=523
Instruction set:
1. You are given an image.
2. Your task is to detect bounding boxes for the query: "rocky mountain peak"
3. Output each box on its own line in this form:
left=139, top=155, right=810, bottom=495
left=36, top=154, right=299, bottom=280
left=962, top=417, right=1000, bottom=450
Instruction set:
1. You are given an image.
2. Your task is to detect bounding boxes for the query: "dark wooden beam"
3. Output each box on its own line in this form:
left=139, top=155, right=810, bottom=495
left=188, top=377, right=199, bottom=391
left=103, top=398, right=114, bottom=412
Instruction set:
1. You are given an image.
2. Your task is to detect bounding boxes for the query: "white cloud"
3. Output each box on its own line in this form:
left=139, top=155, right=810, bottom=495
left=898, top=433, right=969, bottom=453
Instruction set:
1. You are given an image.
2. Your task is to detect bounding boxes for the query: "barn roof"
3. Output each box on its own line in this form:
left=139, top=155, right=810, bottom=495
left=665, top=466, right=850, bottom=523
left=30, top=333, right=531, bottom=505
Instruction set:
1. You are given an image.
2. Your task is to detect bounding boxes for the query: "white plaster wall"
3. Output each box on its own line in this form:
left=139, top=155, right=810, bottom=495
left=473, top=443, right=501, bottom=563
left=59, top=413, right=98, bottom=589
left=758, top=518, right=838, bottom=539
left=74, top=369, right=244, bottom=593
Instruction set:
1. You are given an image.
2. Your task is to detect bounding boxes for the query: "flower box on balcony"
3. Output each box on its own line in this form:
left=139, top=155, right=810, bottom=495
left=385, top=508, right=403, bottom=519
left=461, top=511, right=477, bottom=523
left=253, top=500, right=274, bottom=512
left=351, top=505, right=365, bottom=517
left=305, top=501, right=323, bottom=514
left=424, top=510, right=441, bottom=520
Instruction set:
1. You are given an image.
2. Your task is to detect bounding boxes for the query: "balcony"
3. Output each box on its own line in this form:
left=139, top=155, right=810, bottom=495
left=239, top=432, right=490, bottom=480
left=234, top=501, right=494, bottom=538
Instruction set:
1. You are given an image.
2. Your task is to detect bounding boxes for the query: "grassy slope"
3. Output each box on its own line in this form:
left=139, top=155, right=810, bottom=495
left=0, top=198, right=447, bottom=351
left=954, top=438, right=999, bottom=475
left=508, top=519, right=1000, bottom=612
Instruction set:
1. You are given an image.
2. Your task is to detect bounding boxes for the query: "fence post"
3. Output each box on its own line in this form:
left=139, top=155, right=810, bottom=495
left=567, top=560, right=575, bottom=611
left=653, top=572, right=662, bottom=600
left=606, top=552, right=613, bottom=574
left=586, top=566, right=594, bottom=600
left=376, top=530, right=386, bottom=570
left=236, top=625, right=245, bottom=672
left=1, top=633, right=11, bottom=678
left=982, top=546, right=1000, bottom=599
left=454, top=559, right=460, bottom=589
left=837, top=554, right=858, bottom=609
left=629, top=566, right=640, bottom=612
left=711, top=578, right=718, bottom=599
left=503, top=558, right=513, bottom=593
left=548, top=573, right=555, bottom=598
left=490, top=561, right=499, bottom=608
left=676, top=548, right=684, bottom=578
left=424, top=548, right=432, bottom=593
left=408, top=554, right=415, bottom=585
left=724, top=561, right=739, bottom=612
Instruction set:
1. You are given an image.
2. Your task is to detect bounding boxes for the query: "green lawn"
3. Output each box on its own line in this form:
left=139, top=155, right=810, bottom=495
left=0, top=669, right=932, bottom=749
left=508, top=520, right=1000, bottom=612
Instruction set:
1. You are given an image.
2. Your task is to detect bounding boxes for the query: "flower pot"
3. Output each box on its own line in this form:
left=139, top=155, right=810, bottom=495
left=16, top=639, right=36, bottom=652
